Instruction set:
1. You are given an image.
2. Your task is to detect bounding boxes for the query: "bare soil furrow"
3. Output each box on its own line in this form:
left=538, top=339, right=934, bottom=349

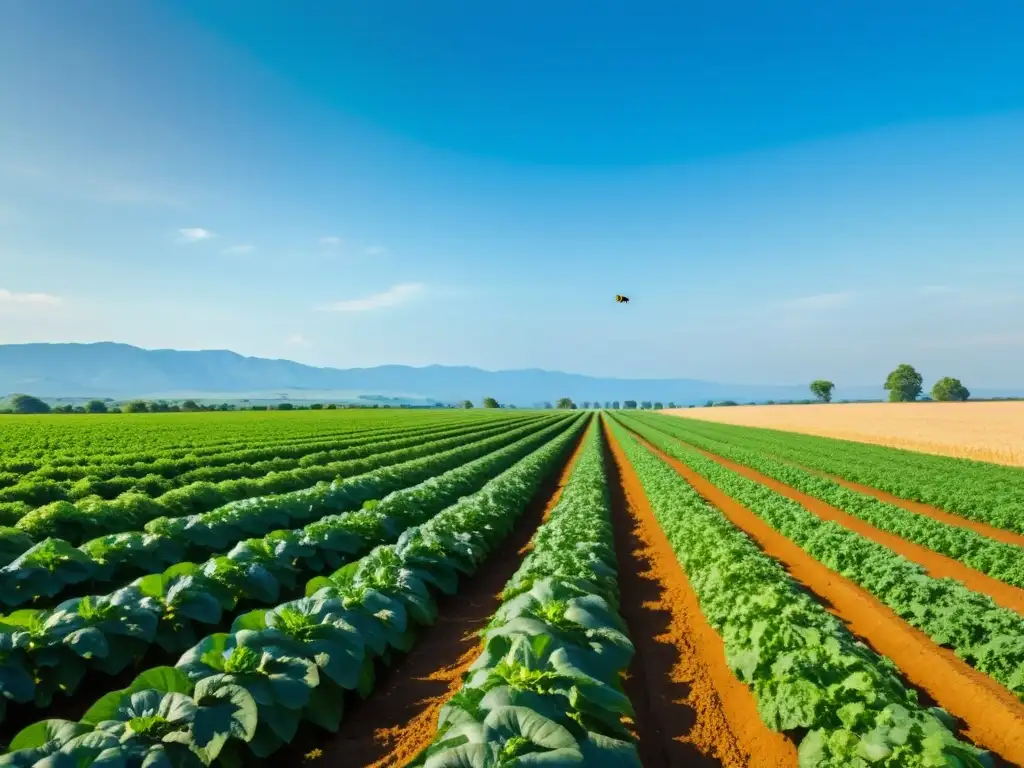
left=603, top=419, right=797, bottom=768
left=629, top=431, right=1024, bottom=765
left=281, top=426, right=590, bottom=768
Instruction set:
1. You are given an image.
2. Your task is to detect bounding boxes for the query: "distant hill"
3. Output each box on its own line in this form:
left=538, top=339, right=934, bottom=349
left=0, top=342, right=1019, bottom=405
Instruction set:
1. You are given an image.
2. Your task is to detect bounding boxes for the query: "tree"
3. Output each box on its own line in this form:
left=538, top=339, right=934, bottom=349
left=84, top=400, right=108, bottom=414
left=542, top=402, right=553, bottom=410
left=654, top=402, right=663, bottom=410
left=555, top=397, right=576, bottom=409
left=277, top=402, right=294, bottom=411
left=310, top=403, right=323, bottom=410
left=123, top=400, right=148, bottom=413
left=931, top=377, right=970, bottom=402
left=461, top=400, right=474, bottom=409
left=884, top=364, right=923, bottom=402
left=181, top=399, right=200, bottom=412
left=7, top=394, right=50, bottom=414
left=482, top=397, right=500, bottom=408
left=581, top=401, right=591, bottom=409
left=809, top=380, right=835, bottom=403
left=623, top=400, right=637, bottom=409
left=611, top=401, right=619, bottom=409
left=667, top=402, right=677, bottom=409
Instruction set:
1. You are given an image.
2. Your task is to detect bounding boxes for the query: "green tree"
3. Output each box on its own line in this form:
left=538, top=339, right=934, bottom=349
left=581, top=401, right=591, bottom=409
left=809, top=380, right=835, bottom=403
left=884, top=363, right=924, bottom=402
left=482, top=397, right=499, bottom=408
left=555, top=397, right=576, bottom=409
left=181, top=399, right=200, bottom=412
left=542, top=402, right=553, bottom=409
left=123, top=400, right=149, bottom=413
left=623, top=400, right=637, bottom=409
left=7, top=394, right=50, bottom=414
left=277, top=402, right=294, bottom=411
left=326, top=403, right=337, bottom=410
left=653, top=402, right=664, bottom=410
left=84, top=399, right=108, bottom=413
left=931, top=377, right=970, bottom=402
left=611, top=401, right=619, bottom=409
left=667, top=402, right=677, bottom=409
left=461, top=400, right=474, bottom=409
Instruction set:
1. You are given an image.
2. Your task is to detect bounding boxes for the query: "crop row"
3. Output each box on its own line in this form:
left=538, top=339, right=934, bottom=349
left=617, top=414, right=1024, bottom=708
left=412, top=418, right=642, bottom=766
left=605, top=416, right=990, bottom=767
left=0, top=416, right=532, bottom=524
left=0, top=418, right=469, bottom=490
left=0, top=412, right=405, bottom=470
left=634, top=414, right=1024, bottom=590
left=0, top=411, right=509, bottom=473
left=0, top=414, right=587, bottom=764
left=0, top=416, right=566, bottom=610
left=0, top=416, right=550, bottom=545
left=0, top=416, right=581, bottom=727
left=660, top=417, right=1024, bottom=535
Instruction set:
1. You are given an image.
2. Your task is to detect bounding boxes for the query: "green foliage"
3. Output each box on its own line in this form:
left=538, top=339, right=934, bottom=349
left=555, top=398, right=576, bottom=410
left=123, top=400, right=149, bottom=413
left=276, top=403, right=294, bottom=411
left=931, top=377, right=970, bottom=402
left=809, top=380, right=835, bottom=403
left=83, top=400, right=107, bottom=414
left=7, top=395, right=50, bottom=415
left=884, top=363, right=923, bottom=402
left=482, top=397, right=500, bottom=409
left=461, top=400, right=475, bottom=409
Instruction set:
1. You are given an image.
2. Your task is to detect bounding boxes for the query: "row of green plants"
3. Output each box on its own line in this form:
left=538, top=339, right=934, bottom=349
left=0, top=414, right=521, bottom=488
left=0, top=416, right=567, bottom=609
left=0, top=416, right=583, bottom=728
left=634, top=414, right=1024, bottom=589
left=411, top=419, right=642, bottom=767
left=0, top=417, right=547, bottom=544
left=0, top=417, right=536, bottom=531
left=653, top=417, right=1024, bottom=534
left=606, top=416, right=991, bottom=767
left=0, top=415, right=587, bottom=765
left=0, top=410, right=497, bottom=473
left=618, top=414, right=1024, bottom=708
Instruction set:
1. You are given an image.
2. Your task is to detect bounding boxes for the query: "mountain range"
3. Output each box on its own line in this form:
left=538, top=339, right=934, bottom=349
left=0, top=343, right=1018, bottom=405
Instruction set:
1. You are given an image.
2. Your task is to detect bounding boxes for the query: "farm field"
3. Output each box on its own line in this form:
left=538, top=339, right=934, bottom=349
left=0, top=409, right=1023, bottom=767
left=662, top=401, right=1024, bottom=466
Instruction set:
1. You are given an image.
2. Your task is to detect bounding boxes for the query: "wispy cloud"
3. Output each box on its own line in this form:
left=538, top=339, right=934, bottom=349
left=780, top=291, right=857, bottom=310
left=365, top=245, right=386, bottom=256
left=286, top=333, right=312, bottom=348
left=317, top=283, right=424, bottom=312
left=178, top=228, right=215, bottom=243
left=319, top=236, right=341, bottom=246
left=0, top=288, right=62, bottom=308
left=223, top=244, right=254, bottom=255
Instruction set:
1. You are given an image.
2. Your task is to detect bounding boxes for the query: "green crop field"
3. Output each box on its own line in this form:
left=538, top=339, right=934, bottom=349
left=0, top=409, right=1022, bottom=767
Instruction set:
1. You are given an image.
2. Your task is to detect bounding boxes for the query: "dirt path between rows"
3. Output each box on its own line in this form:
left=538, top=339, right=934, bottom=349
left=672, top=439, right=1024, bottom=617
left=794, top=463, right=1024, bottom=550
left=602, top=418, right=797, bottom=768
left=622, top=426, right=1024, bottom=765
left=286, top=424, right=591, bottom=768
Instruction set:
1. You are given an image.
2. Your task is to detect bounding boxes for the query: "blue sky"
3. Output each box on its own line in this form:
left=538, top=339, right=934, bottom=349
left=2, top=1, right=1023, bottom=387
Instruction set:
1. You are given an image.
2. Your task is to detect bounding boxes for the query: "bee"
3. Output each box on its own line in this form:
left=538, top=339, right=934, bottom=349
left=615, top=295, right=630, bottom=304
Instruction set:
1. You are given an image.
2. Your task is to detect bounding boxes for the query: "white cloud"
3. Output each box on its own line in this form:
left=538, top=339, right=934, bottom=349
left=365, top=245, right=386, bottom=256
left=319, top=236, right=341, bottom=246
left=317, top=283, right=425, bottom=312
left=0, top=288, right=62, bottom=308
left=286, top=333, right=312, bottom=348
left=780, top=291, right=856, bottom=310
left=223, top=244, right=254, bottom=255
left=178, top=228, right=214, bottom=243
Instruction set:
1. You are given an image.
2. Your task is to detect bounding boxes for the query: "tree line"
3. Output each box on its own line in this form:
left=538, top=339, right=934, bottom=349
left=808, top=364, right=971, bottom=404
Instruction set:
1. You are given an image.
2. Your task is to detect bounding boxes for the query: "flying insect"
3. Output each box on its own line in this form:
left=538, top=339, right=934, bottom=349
left=615, top=295, right=630, bottom=304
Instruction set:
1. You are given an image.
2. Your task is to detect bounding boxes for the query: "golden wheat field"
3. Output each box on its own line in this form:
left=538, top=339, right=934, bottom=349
left=662, top=401, right=1024, bottom=466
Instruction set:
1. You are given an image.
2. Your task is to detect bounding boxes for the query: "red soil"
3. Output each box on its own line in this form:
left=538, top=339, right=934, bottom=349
left=628, top=430, right=1024, bottom=765
left=800, top=464, right=1024, bottom=550
left=302, top=426, right=590, bottom=768
left=682, top=442, right=1024, bottom=617
left=602, top=418, right=798, bottom=768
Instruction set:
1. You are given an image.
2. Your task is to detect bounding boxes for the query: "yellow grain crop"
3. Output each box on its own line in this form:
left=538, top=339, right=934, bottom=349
left=662, top=401, right=1024, bottom=467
